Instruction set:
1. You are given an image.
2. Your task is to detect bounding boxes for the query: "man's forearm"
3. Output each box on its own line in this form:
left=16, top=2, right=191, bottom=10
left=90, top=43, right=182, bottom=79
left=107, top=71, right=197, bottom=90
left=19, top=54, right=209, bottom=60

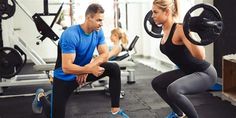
left=90, top=53, right=108, bottom=66
left=62, top=63, right=92, bottom=75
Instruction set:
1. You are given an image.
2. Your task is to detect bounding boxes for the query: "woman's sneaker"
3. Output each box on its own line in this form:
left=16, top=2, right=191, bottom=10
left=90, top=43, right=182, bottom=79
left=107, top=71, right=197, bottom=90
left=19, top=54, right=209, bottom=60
left=166, top=112, right=186, bottom=118
left=111, top=109, right=129, bottom=118
left=32, top=88, right=44, bottom=114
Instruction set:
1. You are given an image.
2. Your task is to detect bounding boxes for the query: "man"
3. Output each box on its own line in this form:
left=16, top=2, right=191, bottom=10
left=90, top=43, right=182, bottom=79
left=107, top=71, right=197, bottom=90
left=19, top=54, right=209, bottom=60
left=32, top=3, right=129, bottom=118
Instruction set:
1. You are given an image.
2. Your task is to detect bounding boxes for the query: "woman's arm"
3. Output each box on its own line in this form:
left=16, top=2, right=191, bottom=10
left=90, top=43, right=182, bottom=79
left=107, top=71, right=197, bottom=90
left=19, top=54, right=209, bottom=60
left=179, top=25, right=206, bottom=60
left=108, top=44, right=122, bottom=59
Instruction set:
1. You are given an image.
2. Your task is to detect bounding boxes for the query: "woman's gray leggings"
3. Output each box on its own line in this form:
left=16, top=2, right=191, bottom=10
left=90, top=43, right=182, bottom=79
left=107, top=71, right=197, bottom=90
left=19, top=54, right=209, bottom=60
left=151, top=65, right=217, bottom=118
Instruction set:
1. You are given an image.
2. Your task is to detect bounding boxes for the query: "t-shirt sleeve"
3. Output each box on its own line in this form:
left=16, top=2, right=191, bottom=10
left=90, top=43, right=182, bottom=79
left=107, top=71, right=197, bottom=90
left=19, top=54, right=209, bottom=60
left=97, top=29, right=106, bottom=45
left=60, top=30, right=76, bottom=54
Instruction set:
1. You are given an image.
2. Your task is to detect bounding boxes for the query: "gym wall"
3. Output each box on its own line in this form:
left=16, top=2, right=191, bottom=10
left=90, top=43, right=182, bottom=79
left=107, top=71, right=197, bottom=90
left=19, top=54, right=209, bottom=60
left=214, top=0, right=236, bottom=77
left=6, top=0, right=119, bottom=61
left=11, top=0, right=60, bottom=60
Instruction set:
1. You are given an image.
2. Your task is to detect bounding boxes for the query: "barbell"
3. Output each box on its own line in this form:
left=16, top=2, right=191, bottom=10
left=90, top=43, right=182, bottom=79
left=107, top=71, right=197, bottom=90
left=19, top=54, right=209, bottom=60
left=144, top=3, right=223, bottom=46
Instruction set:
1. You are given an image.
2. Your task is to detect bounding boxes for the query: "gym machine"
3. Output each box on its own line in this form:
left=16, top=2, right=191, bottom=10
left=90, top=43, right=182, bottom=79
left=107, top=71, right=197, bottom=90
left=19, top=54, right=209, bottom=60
left=0, top=0, right=63, bottom=96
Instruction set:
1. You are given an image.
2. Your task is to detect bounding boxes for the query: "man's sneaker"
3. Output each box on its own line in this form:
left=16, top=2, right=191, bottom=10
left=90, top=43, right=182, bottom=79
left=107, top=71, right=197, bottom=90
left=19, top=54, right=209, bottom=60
left=111, top=109, right=129, bottom=118
left=32, top=88, right=44, bottom=114
left=166, top=112, right=186, bottom=118
left=45, top=90, right=52, bottom=97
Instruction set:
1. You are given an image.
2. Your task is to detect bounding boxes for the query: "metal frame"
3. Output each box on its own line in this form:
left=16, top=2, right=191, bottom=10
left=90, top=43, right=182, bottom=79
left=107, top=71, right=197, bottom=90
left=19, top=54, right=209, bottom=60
left=0, top=0, right=57, bottom=95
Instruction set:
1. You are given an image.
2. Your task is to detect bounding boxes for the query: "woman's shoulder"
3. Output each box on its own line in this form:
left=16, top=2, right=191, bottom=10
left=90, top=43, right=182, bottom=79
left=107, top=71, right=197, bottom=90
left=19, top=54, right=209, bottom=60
left=174, top=23, right=185, bottom=40
left=175, top=23, right=183, bottom=27
left=175, top=23, right=184, bottom=32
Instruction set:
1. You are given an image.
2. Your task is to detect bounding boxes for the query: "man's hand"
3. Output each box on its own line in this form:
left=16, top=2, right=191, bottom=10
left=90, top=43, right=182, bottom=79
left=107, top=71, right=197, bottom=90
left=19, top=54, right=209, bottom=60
left=92, top=66, right=105, bottom=77
left=85, top=63, right=105, bottom=77
left=76, top=74, right=88, bottom=85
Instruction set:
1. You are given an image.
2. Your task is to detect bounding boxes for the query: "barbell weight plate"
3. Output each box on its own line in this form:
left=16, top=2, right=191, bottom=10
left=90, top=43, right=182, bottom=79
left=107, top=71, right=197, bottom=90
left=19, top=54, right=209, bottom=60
left=183, top=3, right=223, bottom=45
left=0, top=0, right=16, bottom=20
left=0, top=47, right=25, bottom=79
left=143, top=10, right=163, bottom=38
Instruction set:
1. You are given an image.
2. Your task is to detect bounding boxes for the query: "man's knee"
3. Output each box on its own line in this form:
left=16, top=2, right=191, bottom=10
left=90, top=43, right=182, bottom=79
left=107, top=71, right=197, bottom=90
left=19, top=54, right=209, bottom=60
left=110, top=62, right=120, bottom=72
left=102, top=62, right=120, bottom=74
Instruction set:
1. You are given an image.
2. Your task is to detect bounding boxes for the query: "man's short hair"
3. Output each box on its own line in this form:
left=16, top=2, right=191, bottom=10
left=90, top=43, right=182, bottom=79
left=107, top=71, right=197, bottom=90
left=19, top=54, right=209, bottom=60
left=85, top=3, right=104, bottom=17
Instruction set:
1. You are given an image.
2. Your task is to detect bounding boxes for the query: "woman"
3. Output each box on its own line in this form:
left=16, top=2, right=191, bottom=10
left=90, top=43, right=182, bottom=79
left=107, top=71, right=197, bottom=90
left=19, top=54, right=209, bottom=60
left=108, top=28, right=128, bottom=60
left=151, top=0, right=217, bottom=118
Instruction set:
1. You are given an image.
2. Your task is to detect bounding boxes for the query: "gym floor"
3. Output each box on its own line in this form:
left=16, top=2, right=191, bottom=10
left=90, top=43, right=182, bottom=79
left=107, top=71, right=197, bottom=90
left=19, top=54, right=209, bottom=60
left=0, top=59, right=236, bottom=118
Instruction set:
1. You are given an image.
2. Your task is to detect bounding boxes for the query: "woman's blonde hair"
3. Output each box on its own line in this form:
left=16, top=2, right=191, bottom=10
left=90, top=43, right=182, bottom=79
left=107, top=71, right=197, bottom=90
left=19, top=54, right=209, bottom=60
left=111, top=28, right=128, bottom=46
left=153, top=0, right=178, bottom=18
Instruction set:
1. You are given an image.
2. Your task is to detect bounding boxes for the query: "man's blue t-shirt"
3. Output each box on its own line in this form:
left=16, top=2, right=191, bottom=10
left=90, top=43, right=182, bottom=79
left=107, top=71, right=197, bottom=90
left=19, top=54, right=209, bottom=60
left=54, top=25, right=106, bottom=81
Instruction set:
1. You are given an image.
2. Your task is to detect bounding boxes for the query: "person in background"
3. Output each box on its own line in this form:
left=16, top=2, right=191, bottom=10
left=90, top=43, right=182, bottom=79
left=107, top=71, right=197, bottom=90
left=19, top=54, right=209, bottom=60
left=108, top=28, right=128, bottom=60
